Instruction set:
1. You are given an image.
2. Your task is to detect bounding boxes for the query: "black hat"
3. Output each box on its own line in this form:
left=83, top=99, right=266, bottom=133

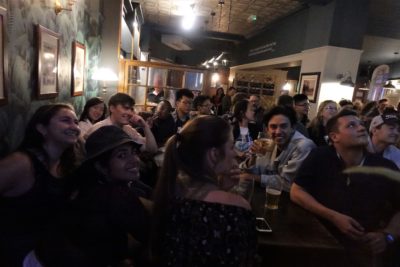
left=85, top=125, right=141, bottom=161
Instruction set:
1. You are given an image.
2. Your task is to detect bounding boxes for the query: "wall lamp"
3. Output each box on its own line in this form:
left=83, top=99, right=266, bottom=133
left=383, top=80, right=396, bottom=89
left=54, top=0, right=77, bottom=15
left=337, top=72, right=354, bottom=87
left=92, top=67, right=119, bottom=95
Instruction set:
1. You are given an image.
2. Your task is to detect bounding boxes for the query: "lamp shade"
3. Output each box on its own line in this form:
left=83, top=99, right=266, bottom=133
left=384, top=80, right=396, bottom=89
left=92, top=68, right=118, bottom=81
left=340, top=76, right=354, bottom=87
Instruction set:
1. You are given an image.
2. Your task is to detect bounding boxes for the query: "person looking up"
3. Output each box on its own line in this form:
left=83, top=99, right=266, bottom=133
left=85, top=93, right=157, bottom=153
left=369, top=113, right=400, bottom=169
left=78, top=97, right=107, bottom=137
left=291, top=109, right=400, bottom=266
left=0, top=104, right=80, bottom=266
left=172, top=88, right=194, bottom=132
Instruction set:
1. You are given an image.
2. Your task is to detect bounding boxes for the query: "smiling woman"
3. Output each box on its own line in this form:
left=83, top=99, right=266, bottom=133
left=33, top=125, right=151, bottom=266
left=0, top=103, right=81, bottom=266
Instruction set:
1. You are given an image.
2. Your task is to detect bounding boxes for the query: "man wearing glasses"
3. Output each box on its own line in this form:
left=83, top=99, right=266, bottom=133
left=193, top=95, right=213, bottom=116
left=172, top=88, right=194, bottom=132
left=293, top=94, right=310, bottom=127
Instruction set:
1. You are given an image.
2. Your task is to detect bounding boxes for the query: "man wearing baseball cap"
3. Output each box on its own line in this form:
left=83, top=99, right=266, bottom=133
left=369, top=113, right=400, bottom=169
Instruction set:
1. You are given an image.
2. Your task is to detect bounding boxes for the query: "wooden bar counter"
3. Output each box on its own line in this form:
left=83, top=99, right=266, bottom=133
left=252, top=188, right=347, bottom=267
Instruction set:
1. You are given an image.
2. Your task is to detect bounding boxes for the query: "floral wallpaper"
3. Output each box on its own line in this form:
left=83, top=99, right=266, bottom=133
left=0, top=0, right=103, bottom=156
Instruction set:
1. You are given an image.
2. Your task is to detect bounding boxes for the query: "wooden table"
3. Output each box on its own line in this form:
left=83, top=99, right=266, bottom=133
left=252, top=188, right=347, bottom=267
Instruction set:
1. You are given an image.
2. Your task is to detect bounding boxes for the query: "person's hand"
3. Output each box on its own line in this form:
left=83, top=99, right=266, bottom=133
left=146, top=116, right=154, bottom=128
left=363, top=232, right=387, bottom=254
left=130, top=114, right=148, bottom=128
left=331, top=212, right=365, bottom=240
left=249, top=141, right=263, bottom=155
left=229, top=167, right=256, bottom=181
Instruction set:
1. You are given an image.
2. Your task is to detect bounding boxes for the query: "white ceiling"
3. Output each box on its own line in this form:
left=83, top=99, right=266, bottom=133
left=138, top=0, right=304, bottom=37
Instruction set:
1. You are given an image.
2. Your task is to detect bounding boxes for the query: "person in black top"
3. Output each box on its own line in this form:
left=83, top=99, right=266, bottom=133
left=147, top=73, right=165, bottom=104
left=151, top=100, right=175, bottom=147
left=291, top=109, right=400, bottom=266
left=34, top=126, right=151, bottom=267
left=307, top=100, right=338, bottom=146
left=0, top=104, right=80, bottom=266
left=171, top=88, right=194, bottom=132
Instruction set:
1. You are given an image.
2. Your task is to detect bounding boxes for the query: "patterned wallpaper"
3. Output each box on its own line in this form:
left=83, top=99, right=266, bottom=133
left=0, top=0, right=103, bottom=155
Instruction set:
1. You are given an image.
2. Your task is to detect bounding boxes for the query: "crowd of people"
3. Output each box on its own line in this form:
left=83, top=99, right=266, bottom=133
left=1, top=87, right=400, bottom=267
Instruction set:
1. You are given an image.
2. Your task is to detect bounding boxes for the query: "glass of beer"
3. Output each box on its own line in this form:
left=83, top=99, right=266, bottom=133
left=265, top=175, right=283, bottom=210
left=254, top=132, right=274, bottom=156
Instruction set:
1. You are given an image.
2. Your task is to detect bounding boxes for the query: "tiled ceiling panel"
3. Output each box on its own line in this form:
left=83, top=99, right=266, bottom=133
left=137, top=0, right=304, bottom=37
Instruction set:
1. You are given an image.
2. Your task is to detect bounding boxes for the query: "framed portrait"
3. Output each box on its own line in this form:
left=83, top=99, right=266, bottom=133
left=71, top=41, right=85, bottom=96
left=37, top=25, right=60, bottom=99
left=298, top=72, right=321, bottom=103
left=0, top=7, right=7, bottom=106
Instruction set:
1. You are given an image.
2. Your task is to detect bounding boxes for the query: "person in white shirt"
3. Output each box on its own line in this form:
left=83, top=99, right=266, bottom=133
left=85, top=93, right=157, bottom=154
left=369, top=113, right=400, bottom=169
left=78, top=97, right=107, bottom=138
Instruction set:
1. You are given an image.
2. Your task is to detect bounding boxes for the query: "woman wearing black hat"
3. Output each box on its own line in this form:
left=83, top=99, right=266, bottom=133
left=33, top=126, right=151, bottom=267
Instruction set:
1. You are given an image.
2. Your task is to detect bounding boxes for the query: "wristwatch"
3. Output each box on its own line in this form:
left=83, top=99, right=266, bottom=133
left=384, top=232, right=396, bottom=245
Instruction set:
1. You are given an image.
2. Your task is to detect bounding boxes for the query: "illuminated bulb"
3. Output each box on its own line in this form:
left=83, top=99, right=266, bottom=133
left=212, top=73, right=220, bottom=83
left=182, top=15, right=195, bottom=30
left=283, top=82, right=292, bottom=91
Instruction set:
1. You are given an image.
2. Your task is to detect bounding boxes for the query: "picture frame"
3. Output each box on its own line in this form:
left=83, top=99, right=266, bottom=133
left=71, top=41, right=85, bottom=96
left=0, top=7, right=7, bottom=106
left=298, top=72, right=321, bottom=103
left=37, top=25, right=60, bottom=99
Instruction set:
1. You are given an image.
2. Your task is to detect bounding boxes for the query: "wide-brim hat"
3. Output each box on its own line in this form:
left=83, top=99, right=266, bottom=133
left=369, top=113, right=400, bottom=132
left=85, top=125, right=141, bottom=161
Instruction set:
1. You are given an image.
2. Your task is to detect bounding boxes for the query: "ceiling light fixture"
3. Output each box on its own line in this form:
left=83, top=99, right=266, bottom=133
left=181, top=3, right=196, bottom=30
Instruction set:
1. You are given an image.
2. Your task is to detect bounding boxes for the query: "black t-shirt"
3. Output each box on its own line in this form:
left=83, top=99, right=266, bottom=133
left=295, top=146, right=400, bottom=232
left=147, top=90, right=164, bottom=103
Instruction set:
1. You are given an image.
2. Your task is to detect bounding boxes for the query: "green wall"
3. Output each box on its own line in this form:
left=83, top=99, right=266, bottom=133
left=0, top=0, right=103, bottom=155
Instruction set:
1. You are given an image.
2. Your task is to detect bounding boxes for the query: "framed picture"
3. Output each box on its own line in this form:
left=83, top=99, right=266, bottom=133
left=298, top=72, right=321, bottom=103
left=71, top=41, right=85, bottom=96
left=37, top=25, right=60, bottom=99
left=0, top=7, right=7, bottom=106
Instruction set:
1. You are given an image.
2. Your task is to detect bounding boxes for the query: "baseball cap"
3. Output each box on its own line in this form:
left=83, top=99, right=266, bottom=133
left=369, top=113, right=400, bottom=132
left=85, top=125, right=141, bottom=161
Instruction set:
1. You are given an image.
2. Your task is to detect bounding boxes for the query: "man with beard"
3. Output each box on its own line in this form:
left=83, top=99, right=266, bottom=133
left=236, top=106, right=315, bottom=192
left=291, top=109, right=400, bottom=266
